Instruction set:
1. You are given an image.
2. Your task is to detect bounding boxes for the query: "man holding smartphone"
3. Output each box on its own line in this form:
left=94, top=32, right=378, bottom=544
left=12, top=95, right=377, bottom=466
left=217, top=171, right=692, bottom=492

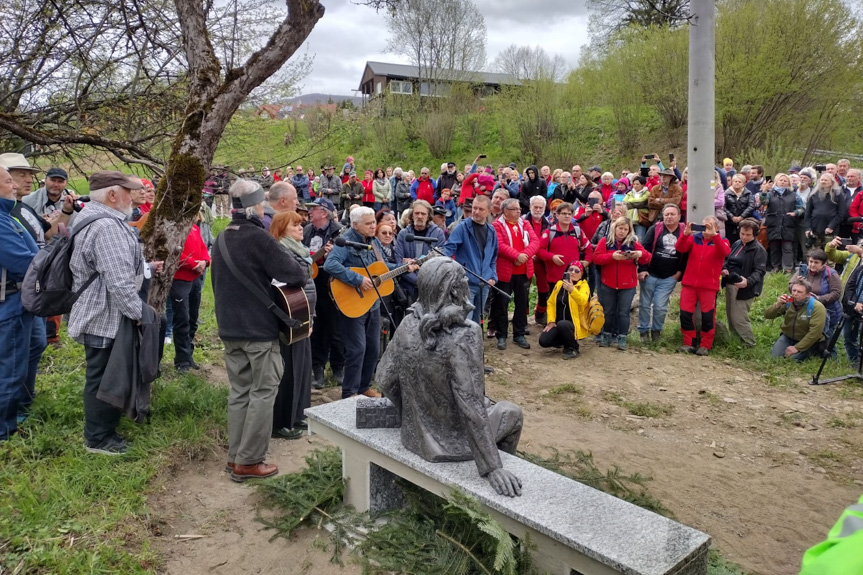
left=764, top=279, right=826, bottom=361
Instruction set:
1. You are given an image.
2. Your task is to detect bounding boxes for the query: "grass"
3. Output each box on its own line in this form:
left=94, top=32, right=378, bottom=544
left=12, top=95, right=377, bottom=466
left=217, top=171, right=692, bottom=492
left=0, top=277, right=228, bottom=574
left=547, top=383, right=582, bottom=395
left=635, top=270, right=863, bottom=391
left=602, top=390, right=674, bottom=418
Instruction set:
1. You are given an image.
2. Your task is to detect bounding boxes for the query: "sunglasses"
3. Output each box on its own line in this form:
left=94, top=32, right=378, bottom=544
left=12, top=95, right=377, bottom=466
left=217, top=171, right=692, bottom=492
left=379, top=231, right=394, bottom=236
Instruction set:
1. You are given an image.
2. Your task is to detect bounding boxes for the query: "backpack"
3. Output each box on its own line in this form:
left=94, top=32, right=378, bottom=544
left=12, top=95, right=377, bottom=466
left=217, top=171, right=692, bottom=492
left=21, top=214, right=114, bottom=317
left=785, top=296, right=830, bottom=339
left=587, top=294, right=605, bottom=336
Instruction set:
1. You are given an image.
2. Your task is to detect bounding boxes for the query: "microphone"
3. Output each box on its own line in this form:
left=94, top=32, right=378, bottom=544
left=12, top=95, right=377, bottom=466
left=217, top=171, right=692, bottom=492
left=405, top=234, right=438, bottom=244
left=848, top=217, right=863, bottom=223
left=334, top=236, right=373, bottom=251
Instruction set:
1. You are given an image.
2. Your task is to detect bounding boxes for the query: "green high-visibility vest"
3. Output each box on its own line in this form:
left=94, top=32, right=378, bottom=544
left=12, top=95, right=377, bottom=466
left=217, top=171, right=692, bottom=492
left=800, top=495, right=863, bottom=575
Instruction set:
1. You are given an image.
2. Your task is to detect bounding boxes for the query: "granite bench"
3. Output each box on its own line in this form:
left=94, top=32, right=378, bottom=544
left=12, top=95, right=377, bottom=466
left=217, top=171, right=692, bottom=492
left=305, top=398, right=711, bottom=575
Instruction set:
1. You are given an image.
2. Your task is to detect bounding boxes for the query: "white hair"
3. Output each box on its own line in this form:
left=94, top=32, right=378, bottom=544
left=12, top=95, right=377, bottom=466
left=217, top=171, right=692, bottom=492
left=602, top=171, right=614, bottom=180
left=89, top=185, right=123, bottom=203
left=350, top=206, right=375, bottom=225
left=394, top=167, right=403, bottom=176
left=440, top=163, right=447, bottom=171
left=530, top=195, right=547, bottom=207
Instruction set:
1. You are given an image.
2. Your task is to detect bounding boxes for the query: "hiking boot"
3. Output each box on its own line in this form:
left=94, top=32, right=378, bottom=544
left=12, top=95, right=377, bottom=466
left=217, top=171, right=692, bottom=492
left=293, top=420, right=308, bottom=430
left=651, top=330, right=662, bottom=342
left=513, top=335, right=530, bottom=349
left=598, top=333, right=611, bottom=347
left=225, top=462, right=235, bottom=473
left=678, top=345, right=694, bottom=354
left=497, top=337, right=507, bottom=350
left=534, top=312, right=547, bottom=326
left=271, top=427, right=304, bottom=440
left=695, top=346, right=710, bottom=356
left=563, top=348, right=579, bottom=360
left=639, top=332, right=650, bottom=344
left=312, top=366, right=325, bottom=389
left=617, top=335, right=628, bottom=351
left=85, top=434, right=129, bottom=456
left=331, top=367, right=345, bottom=385
left=361, top=388, right=382, bottom=398
left=231, top=462, right=279, bottom=482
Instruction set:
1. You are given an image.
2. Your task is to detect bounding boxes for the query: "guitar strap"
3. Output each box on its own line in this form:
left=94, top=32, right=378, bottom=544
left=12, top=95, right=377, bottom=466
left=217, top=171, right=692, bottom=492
left=370, top=240, right=386, bottom=264
left=217, top=231, right=301, bottom=328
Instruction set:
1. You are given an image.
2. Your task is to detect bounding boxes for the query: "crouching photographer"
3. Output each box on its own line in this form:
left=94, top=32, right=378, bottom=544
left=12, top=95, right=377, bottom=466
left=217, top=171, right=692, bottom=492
left=764, top=278, right=827, bottom=362
left=721, top=218, right=767, bottom=347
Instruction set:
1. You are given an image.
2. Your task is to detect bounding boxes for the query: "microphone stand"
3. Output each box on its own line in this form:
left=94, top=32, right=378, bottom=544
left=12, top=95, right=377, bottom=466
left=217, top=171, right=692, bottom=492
left=426, top=245, right=511, bottom=300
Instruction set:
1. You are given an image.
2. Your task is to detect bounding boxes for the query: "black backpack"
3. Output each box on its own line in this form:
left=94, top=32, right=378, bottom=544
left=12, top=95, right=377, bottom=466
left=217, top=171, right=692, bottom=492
left=21, top=214, right=114, bottom=317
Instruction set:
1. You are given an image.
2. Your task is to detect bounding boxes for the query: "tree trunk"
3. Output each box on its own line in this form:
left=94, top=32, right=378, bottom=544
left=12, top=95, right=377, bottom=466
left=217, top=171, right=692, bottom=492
left=142, top=0, right=325, bottom=311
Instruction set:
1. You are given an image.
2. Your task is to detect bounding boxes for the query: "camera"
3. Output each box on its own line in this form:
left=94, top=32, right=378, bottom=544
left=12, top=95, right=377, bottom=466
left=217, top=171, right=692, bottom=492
left=644, top=153, right=655, bottom=159
left=726, top=272, right=743, bottom=284
left=73, top=195, right=91, bottom=213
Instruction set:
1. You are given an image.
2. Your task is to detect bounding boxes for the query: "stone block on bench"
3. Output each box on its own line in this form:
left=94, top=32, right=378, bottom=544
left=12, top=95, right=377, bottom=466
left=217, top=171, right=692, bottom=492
left=355, top=396, right=401, bottom=428
left=307, top=398, right=711, bottom=575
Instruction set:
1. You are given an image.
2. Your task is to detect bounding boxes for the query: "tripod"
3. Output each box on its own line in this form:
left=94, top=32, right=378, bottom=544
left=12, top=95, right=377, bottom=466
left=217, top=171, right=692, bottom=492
left=811, top=313, right=863, bottom=385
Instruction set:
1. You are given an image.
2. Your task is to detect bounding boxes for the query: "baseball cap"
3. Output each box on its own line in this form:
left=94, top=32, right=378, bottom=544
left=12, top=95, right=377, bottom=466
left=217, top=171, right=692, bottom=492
left=508, top=162, right=517, bottom=169
left=432, top=205, right=448, bottom=217
left=307, top=197, right=336, bottom=212
left=89, top=170, right=143, bottom=190
left=46, top=167, right=68, bottom=180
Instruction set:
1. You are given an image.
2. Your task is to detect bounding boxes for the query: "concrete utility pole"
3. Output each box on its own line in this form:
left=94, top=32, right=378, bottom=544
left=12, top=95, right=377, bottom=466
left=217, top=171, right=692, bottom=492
left=686, top=0, right=715, bottom=225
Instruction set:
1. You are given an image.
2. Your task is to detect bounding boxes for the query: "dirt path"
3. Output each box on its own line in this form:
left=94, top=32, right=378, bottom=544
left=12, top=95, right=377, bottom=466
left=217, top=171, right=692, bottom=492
left=150, top=335, right=863, bottom=575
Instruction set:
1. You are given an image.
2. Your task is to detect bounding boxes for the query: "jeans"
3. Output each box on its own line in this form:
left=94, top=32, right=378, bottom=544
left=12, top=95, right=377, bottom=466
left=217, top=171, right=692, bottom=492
left=0, top=312, right=34, bottom=440
left=21, top=315, right=47, bottom=414
left=538, top=320, right=578, bottom=351
left=634, top=224, right=648, bottom=243
left=598, top=284, right=636, bottom=337
left=189, top=272, right=205, bottom=342
left=170, top=279, right=194, bottom=368
left=637, top=275, right=677, bottom=334
left=843, top=318, right=861, bottom=364
left=492, top=274, right=530, bottom=339
left=468, top=283, right=490, bottom=326
left=165, top=297, right=174, bottom=338
left=339, top=307, right=381, bottom=398
left=84, top=344, right=122, bottom=445
left=770, top=334, right=818, bottom=362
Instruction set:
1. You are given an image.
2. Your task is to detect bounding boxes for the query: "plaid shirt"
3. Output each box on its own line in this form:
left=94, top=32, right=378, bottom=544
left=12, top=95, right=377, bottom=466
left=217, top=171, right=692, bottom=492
left=68, top=202, right=143, bottom=343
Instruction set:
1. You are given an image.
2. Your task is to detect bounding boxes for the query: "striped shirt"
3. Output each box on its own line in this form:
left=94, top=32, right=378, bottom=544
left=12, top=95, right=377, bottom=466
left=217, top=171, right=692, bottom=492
left=68, top=202, right=143, bottom=344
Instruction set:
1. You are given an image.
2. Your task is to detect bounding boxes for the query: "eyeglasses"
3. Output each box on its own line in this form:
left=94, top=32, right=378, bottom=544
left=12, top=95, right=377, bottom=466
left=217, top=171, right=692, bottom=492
left=379, top=231, right=394, bottom=236
left=504, top=207, right=520, bottom=212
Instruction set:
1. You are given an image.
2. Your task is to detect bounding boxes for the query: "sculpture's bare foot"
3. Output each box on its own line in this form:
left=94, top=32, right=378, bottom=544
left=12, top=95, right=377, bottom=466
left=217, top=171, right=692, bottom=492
left=487, top=468, right=522, bottom=497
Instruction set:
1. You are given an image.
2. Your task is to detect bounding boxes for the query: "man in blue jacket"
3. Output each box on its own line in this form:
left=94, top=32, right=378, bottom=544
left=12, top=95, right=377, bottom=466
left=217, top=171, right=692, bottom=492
left=0, top=166, right=39, bottom=441
left=442, top=194, right=498, bottom=325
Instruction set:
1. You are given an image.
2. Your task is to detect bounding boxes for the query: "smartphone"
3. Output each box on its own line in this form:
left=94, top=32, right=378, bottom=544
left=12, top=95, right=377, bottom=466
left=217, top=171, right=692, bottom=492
left=644, top=153, right=655, bottom=159
left=563, top=272, right=570, bottom=282
left=621, top=245, right=632, bottom=252
left=669, top=153, right=675, bottom=162
left=838, top=238, right=853, bottom=249
left=765, top=175, right=773, bottom=183
left=588, top=197, right=598, bottom=207
left=691, top=223, right=706, bottom=232
left=798, top=263, right=809, bottom=276
left=478, top=154, right=487, bottom=159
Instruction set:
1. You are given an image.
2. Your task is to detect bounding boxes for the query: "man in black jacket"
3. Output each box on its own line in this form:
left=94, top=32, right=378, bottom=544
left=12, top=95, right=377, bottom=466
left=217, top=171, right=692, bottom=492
left=518, top=165, right=546, bottom=215
left=721, top=218, right=767, bottom=347
left=211, top=179, right=307, bottom=482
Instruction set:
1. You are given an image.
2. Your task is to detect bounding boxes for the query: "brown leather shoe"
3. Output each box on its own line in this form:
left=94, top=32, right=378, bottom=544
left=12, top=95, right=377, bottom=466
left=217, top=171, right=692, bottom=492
left=361, top=388, right=382, bottom=398
left=224, top=462, right=235, bottom=473
left=230, top=462, right=279, bottom=482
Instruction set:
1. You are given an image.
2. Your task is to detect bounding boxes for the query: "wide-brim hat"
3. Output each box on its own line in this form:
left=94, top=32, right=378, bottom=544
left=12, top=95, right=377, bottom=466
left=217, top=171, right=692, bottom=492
left=659, top=168, right=677, bottom=179
left=0, top=152, right=41, bottom=173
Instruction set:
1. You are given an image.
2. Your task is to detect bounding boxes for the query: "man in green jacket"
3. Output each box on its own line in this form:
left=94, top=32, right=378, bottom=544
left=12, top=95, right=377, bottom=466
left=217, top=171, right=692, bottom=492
left=764, top=278, right=826, bottom=361
left=799, top=494, right=863, bottom=575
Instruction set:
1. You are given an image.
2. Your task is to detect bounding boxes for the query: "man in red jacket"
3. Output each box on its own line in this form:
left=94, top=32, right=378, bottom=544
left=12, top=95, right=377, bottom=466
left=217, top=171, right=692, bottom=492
left=170, top=218, right=211, bottom=372
left=675, top=216, right=731, bottom=356
left=492, top=198, right=540, bottom=350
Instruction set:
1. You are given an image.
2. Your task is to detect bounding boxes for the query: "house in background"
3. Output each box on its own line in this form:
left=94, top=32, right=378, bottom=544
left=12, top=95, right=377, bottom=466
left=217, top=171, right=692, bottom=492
left=357, top=61, right=520, bottom=104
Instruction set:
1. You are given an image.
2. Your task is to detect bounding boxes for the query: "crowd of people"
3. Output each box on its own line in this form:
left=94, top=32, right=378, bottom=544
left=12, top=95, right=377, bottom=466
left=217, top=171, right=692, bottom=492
left=3, top=149, right=863, bottom=484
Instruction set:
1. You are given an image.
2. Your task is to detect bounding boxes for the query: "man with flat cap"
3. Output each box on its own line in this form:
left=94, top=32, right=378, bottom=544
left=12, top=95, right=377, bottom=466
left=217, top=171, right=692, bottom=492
left=68, top=170, right=153, bottom=455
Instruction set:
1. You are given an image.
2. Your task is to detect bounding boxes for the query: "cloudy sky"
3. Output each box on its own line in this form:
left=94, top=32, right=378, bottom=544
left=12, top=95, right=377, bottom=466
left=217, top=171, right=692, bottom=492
left=296, top=0, right=590, bottom=96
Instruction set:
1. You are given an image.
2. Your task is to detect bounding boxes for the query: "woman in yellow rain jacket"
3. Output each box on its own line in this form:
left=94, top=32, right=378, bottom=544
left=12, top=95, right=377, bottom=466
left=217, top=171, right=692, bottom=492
left=539, top=261, right=590, bottom=359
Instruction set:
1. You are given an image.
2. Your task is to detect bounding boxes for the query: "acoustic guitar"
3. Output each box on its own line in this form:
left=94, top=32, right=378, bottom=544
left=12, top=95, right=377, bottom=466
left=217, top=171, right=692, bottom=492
left=272, top=282, right=312, bottom=345
left=309, top=248, right=327, bottom=280
left=329, top=253, right=438, bottom=318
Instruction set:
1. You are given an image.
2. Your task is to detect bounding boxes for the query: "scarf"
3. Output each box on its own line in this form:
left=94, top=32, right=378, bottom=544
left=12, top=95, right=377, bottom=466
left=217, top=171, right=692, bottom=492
left=375, top=177, right=386, bottom=186
left=280, top=235, right=312, bottom=264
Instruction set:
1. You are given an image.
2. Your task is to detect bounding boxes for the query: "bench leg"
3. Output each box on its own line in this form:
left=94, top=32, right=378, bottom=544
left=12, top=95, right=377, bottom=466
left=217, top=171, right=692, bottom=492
left=342, top=447, right=405, bottom=515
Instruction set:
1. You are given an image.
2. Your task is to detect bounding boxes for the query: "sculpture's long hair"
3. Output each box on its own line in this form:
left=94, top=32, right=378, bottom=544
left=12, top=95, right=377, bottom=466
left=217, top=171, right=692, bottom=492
left=409, top=258, right=474, bottom=350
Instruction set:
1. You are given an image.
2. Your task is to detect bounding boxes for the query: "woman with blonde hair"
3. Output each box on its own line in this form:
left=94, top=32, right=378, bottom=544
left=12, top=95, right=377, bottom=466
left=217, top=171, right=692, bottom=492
left=592, top=217, right=651, bottom=350
left=268, top=210, right=317, bottom=439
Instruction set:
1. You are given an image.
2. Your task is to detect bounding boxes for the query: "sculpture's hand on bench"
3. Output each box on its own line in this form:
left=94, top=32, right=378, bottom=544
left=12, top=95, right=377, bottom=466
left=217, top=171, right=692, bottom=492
left=487, top=468, right=522, bottom=497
